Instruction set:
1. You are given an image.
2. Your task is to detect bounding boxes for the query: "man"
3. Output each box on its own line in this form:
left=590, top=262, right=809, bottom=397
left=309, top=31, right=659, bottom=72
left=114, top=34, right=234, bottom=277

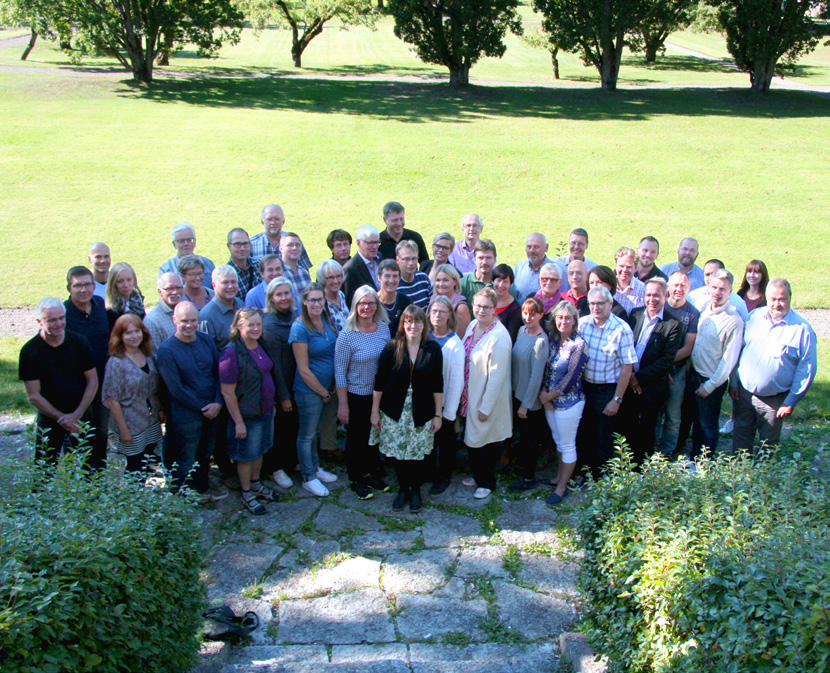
left=688, top=269, right=744, bottom=456
left=250, top=204, right=312, bottom=270
left=555, top=228, right=597, bottom=292
left=159, top=223, right=215, bottom=289
left=280, top=232, right=312, bottom=296
left=576, top=287, right=638, bottom=477
left=634, top=236, right=666, bottom=282
left=226, top=227, right=259, bottom=301
left=513, top=233, right=552, bottom=299
left=157, top=302, right=227, bottom=498
left=460, top=239, right=516, bottom=305
left=448, top=213, right=483, bottom=275
left=621, top=278, right=681, bottom=463
left=144, top=272, right=184, bottom=348
left=731, top=279, right=816, bottom=451
left=342, top=224, right=381, bottom=306
left=327, top=229, right=352, bottom=265
left=688, top=259, right=750, bottom=322
left=19, top=298, right=97, bottom=463
left=657, top=271, right=700, bottom=455
left=561, top=260, right=589, bottom=307
left=244, top=254, right=285, bottom=308
left=378, top=201, right=429, bottom=263
left=88, top=242, right=111, bottom=299
left=614, top=247, right=646, bottom=314
left=659, top=237, right=705, bottom=291
left=395, top=240, right=432, bottom=310
left=199, top=265, right=243, bottom=352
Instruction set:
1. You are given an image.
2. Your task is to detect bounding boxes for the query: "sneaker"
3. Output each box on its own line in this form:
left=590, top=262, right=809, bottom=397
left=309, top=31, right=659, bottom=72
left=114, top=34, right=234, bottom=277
left=315, top=468, right=338, bottom=483
left=473, top=487, right=492, bottom=499
left=242, top=493, right=267, bottom=515
left=462, top=476, right=477, bottom=487
left=303, top=478, right=330, bottom=497
left=272, top=470, right=293, bottom=489
left=351, top=481, right=374, bottom=500
left=429, top=480, right=450, bottom=496
left=368, top=478, right=392, bottom=493
left=719, top=419, right=734, bottom=435
left=252, top=483, right=280, bottom=502
left=507, top=478, right=537, bottom=492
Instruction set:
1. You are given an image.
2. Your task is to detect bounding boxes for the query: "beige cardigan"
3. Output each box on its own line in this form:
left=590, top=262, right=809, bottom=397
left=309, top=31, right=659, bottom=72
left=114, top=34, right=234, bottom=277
left=462, top=319, right=513, bottom=448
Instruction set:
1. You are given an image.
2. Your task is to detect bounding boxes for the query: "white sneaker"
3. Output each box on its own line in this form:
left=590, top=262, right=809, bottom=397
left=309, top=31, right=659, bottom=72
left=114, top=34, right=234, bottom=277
left=462, top=476, right=477, bottom=487
left=719, top=419, right=734, bottom=435
left=473, top=487, right=492, bottom=499
left=272, top=470, right=293, bottom=489
left=303, top=478, right=330, bottom=497
left=316, top=468, right=338, bottom=483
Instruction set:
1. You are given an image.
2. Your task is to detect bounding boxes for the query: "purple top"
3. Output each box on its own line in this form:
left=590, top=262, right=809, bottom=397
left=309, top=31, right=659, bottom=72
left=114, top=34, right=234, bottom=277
left=544, top=335, right=588, bottom=409
left=219, top=344, right=276, bottom=416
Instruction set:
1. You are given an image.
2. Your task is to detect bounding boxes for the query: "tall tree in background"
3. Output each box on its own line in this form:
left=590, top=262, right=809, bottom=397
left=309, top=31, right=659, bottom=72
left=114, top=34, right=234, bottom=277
left=388, top=0, right=522, bottom=87
left=239, top=0, right=378, bottom=67
left=533, top=0, right=650, bottom=90
left=0, top=0, right=71, bottom=59
left=710, top=0, right=823, bottom=92
left=628, top=0, right=697, bottom=62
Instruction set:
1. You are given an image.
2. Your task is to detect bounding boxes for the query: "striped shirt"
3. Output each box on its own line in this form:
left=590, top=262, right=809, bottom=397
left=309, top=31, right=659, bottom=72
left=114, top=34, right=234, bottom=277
left=578, top=312, right=637, bottom=384
left=398, top=271, right=432, bottom=311
left=334, top=322, right=391, bottom=395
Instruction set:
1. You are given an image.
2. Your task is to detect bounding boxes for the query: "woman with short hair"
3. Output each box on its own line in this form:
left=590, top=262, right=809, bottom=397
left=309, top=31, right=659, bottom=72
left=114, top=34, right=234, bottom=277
left=106, top=262, right=146, bottom=329
left=376, top=259, right=412, bottom=337
left=492, top=264, right=522, bottom=344
left=317, top=259, right=348, bottom=332
left=432, top=263, right=471, bottom=338
left=422, top=232, right=456, bottom=283
left=578, top=265, right=629, bottom=320
left=178, top=254, right=214, bottom=309
left=534, top=262, right=564, bottom=313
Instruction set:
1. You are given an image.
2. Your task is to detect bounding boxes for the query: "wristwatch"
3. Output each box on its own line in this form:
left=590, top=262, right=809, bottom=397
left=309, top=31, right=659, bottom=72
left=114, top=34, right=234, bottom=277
left=613, top=395, right=624, bottom=404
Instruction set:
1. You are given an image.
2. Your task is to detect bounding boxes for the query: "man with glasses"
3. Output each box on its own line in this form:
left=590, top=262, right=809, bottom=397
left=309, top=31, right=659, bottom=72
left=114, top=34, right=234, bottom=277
left=279, top=232, right=312, bottom=296
left=513, top=233, right=552, bottom=300
left=159, top=223, right=215, bottom=289
left=449, top=213, right=483, bottom=275
left=396, top=240, right=432, bottom=310
left=244, top=254, right=289, bottom=309
left=577, top=287, right=637, bottom=477
left=343, top=224, right=382, bottom=306
left=226, top=228, right=259, bottom=301
left=378, top=201, right=429, bottom=263
left=144, top=272, right=184, bottom=348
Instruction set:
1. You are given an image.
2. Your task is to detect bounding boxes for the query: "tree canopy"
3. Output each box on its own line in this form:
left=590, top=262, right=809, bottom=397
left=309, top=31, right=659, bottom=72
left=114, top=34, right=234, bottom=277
left=627, top=0, right=697, bottom=63
left=388, top=0, right=523, bottom=87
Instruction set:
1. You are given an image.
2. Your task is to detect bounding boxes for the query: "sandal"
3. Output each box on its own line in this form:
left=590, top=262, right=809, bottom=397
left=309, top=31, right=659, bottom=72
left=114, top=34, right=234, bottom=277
left=252, top=483, right=280, bottom=502
left=242, top=493, right=267, bottom=515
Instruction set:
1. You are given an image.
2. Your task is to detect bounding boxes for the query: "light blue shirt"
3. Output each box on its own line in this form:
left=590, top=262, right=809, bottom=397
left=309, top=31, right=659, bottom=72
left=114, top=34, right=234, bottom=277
left=737, top=308, right=817, bottom=408
left=688, top=286, right=750, bottom=322
left=659, top=262, right=705, bottom=291
left=198, top=296, right=243, bottom=351
left=512, top=256, right=553, bottom=300
left=554, top=255, right=597, bottom=293
left=245, top=280, right=299, bottom=310
left=159, top=254, right=215, bottom=289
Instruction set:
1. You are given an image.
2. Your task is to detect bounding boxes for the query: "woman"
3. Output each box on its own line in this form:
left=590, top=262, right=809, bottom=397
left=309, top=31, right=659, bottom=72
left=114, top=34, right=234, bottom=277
left=102, top=314, right=163, bottom=475
left=318, top=259, right=348, bottom=333
left=376, top=259, right=412, bottom=337
left=460, top=288, right=513, bottom=499
left=262, top=277, right=300, bottom=489
left=106, top=262, right=146, bottom=329
left=422, top=232, right=455, bottom=283
left=427, top=295, right=464, bottom=495
left=178, top=254, right=215, bottom=309
left=737, top=259, right=769, bottom=312
left=289, top=283, right=340, bottom=497
left=219, top=308, right=281, bottom=514
left=534, top=262, right=564, bottom=313
left=432, top=263, right=471, bottom=338
left=492, top=264, right=522, bottom=344
left=335, top=286, right=391, bottom=500
left=539, top=301, right=588, bottom=505
left=509, top=298, right=550, bottom=491
left=371, top=305, right=443, bottom=513
left=578, top=265, right=629, bottom=320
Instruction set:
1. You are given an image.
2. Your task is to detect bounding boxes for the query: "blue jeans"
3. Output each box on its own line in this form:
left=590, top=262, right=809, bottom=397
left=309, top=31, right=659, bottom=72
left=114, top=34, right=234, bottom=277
left=295, top=391, right=330, bottom=482
left=657, top=361, right=688, bottom=455
left=165, top=406, right=217, bottom=493
left=688, top=369, right=727, bottom=458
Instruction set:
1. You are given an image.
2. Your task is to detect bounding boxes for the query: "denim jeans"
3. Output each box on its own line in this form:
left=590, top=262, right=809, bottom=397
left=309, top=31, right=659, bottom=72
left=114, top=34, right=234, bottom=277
left=688, top=368, right=728, bottom=458
left=295, top=391, right=329, bottom=482
left=165, top=405, right=216, bottom=493
left=657, top=361, right=688, bottom=455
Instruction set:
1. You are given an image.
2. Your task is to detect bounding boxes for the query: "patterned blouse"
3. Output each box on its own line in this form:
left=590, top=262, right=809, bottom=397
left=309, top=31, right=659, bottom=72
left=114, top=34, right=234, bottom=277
left=101, top=354, right=162, bottom=454
left=543, top=334, right=588, bottom=410
left=326, top=290, right=349, bottom=333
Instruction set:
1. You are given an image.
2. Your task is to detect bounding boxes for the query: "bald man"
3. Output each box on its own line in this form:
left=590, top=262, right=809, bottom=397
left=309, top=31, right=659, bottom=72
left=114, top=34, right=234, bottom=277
left=513, top=233, right=552, bottom=299
left=88, top=243, right=111, bottom=299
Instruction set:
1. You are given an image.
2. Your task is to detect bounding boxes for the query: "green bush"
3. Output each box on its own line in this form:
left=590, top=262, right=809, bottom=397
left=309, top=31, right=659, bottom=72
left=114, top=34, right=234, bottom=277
left=0, top=451, right=206, bottom=673
left=578, top=443, right=830, bottom=673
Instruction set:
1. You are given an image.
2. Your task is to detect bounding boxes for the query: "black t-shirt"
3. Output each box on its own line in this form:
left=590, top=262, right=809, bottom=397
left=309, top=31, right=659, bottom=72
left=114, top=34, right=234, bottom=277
left=18, top=332, right=95, bottom=414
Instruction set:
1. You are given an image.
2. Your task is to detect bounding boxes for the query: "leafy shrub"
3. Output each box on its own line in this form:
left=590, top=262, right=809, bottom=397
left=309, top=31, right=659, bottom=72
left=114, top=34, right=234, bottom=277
left=578, top=444, right=830, bottom=673
left=0, top=451, right=206, bottom=673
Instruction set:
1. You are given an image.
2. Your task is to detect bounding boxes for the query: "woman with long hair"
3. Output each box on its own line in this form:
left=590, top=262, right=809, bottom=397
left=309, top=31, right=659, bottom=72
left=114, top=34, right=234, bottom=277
left=106, top=262, right=146, bottom=329
left=102, top=314, right=162, bottom=475
left=737, top=259, right=769, bottom=312
left=371, top=305, right=443, bottom=512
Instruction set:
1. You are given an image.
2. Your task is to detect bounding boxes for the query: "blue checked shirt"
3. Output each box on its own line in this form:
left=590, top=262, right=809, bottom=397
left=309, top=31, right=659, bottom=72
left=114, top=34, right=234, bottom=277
left=578, top=312, right=638, bottom=384
left=250, top=231, right=312, bottom=270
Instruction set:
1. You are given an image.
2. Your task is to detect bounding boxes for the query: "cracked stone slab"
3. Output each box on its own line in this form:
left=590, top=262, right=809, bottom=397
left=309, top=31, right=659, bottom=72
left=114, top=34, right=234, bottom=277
left=492, top=580, right=576, bottom=639
left=454, top=545, right=510, bottom=580
left=206, top=543, right=283, bottom=600
left=431, top=576, right=466, bottom=599
left=278, top=537, right=342, bottom=570
left=346, top=529, right=421, bottom=556
left=278, top=588, right=396, bottom=644
left=264, top=556, right=382, bottom=601
left=419, top=509, right=488, bottom=548
left=494, top=499, right=555, bottom=533
left=331, top=643, right=408, bottom=662
left=227, top=645, right=329, bottom=666
left=395, top=595, right=487, bottom=641
left=258, top=498, right=322, bottom=535
left=497, top=528, right=563, bottom=546
left=409, top=643, right=557, bottom=673
left=518, top=554, right=581, bottom=597
left=382, top=549, right=456, bottom=595
left=314, top=503, right=383, bottom=536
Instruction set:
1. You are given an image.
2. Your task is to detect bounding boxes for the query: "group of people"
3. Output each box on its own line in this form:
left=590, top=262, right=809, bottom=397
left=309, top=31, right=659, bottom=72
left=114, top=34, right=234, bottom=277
left=19, top=201, right=818, bottom=513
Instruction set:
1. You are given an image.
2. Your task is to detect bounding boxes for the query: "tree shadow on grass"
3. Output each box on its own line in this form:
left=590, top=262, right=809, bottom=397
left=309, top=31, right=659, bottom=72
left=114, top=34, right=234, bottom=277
left=626, top=54, right=738, bottom=74
left=117, top=76, right=830, bottom=123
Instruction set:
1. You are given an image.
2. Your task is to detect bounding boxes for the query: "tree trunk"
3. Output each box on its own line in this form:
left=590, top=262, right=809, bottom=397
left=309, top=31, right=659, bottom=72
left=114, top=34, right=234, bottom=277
left=21, top=30, right=38, bottom=60
left=377, top=0, right=384, bottom=9
left=600, top=42, right=620, bottom=90
left=132, top=60, right=153, bottom=82
left=550, top=47, right=559, bottom=79
left=292, top=42, right=303, bottom=67
left=644, top=41, right=659, bottom=63
left=750, top=59, right=775, bottom=92
left=449, top=64, right=470, bottom=87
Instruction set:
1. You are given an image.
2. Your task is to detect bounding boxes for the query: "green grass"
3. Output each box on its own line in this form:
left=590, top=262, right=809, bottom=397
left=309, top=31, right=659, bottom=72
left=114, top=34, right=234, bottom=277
left=0, top=338, right=29, bottom=413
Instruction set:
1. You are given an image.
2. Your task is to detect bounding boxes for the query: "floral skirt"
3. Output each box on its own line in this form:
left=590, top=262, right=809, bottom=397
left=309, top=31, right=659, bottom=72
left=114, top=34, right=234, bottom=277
left=370, top=390, right=434, bottom=461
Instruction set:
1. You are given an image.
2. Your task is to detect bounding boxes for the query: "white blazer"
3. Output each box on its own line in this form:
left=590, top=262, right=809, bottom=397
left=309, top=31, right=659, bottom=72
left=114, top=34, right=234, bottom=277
left=439, top=333, right=465, bottom=422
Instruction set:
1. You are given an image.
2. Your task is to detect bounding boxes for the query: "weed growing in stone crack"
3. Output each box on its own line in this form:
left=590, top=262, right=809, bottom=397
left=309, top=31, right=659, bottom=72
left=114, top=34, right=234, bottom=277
left=337, top=525, right=365, bottom=550
left=404, top=534, right=426, bottom=553
left=470, top=574, right=496, bottom=603
left=277, top=487, right=299, bottom=504
left=551, top=522, right=580, bottom=553
left=440, top=631, right=472, bottom=647
left=266, top=620, right=279, bottom=640
left=430, top=502, right=477, bottom=518
left=387, top=596, right=405, bottom=617
left=443, top=554, right=460, bottom=582
left=214, top=513, right=245, bottom=541
left=250, top=523, right=265, bottom=543
left=478, top=614, right=531, bottom=645
left=299, top=518, right=319, bottom=537
left=502, top=544, right=522, bottom=577
left=241, top=577, right=265, bottom=599
left=296, top=549, right=311, bottom=566
left=524, top=541, right=557, bottom=557
left=315, top=552, right=354, bottom=570
left=378, top=514, right=421, bottom=532
left=479, top=500, right=503, bottom=536
left=273, top=529, right=295, bottom=548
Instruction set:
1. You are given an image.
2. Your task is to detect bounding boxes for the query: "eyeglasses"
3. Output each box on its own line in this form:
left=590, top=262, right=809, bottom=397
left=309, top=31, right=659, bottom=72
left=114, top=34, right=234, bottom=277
left=398, top=256, right=418, bottom=264
left=183, top=271, right=203, bottom=278
left=174, top=237, right=195, bottom=245
left=306, top=297, right=325, bottom=304
left=230, top=241, right=251, bottom=248
left=403, top=319, right=423, bottom=326
left=363, top=240, right=380, bottom=246
left=70, top=282, right=94, bottom=290
left=357, top=301, right=377, bottom=308
left=588, top=301, right=609, bottom=307
left=540, top=277, right=560, bottom=283
left=325, top=275, right=343, bottom=281
left=473, top=304, right=494, bottom=312
left=433, top=244, right=451, bottom=252
left=161, top=286, right=184, bottom=292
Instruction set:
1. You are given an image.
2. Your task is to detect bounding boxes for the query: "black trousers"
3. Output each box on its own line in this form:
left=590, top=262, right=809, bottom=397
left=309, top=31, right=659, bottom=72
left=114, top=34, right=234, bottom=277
left=345, top=392, right=382, bottom=483
left=393, top=457, right=425, bottom=489
left=467, top=441, right=502, bottom=490
left=429, top=420, right=457, bottom=483
left=262, top=403, right=299, bottom=474
left=620, top=385, right=665, bottom=465
left=576, top=382, right=619, bottom=479
left=513, top=401, right=550, bottom=480
left=35, top=408, right=97, bottom=466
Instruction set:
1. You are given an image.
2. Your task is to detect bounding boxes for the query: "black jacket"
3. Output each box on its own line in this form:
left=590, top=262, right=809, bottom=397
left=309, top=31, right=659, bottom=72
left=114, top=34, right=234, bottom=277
left=342, top=254, right=378, bottom=308
left=374, top=340, right=443, bottom=427
left=629, top=306, right=681, bottom=394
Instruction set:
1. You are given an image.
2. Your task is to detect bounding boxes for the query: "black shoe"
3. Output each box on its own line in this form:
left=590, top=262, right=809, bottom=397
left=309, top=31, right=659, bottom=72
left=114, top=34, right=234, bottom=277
left=409, top=487, right=422, bottom=513
left=351, top=481, right=374, bottom=500
left=429, top=480, right=450, bottom=495
left=507, top=478, right=537, bottom=492
left=392, top=488, right=410, bottom=511
left=368, top=478, right=392, bottom=493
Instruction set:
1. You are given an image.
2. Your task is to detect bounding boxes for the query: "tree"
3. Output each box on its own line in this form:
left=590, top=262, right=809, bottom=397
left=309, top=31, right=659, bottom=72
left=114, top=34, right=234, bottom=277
left=710, top=0, right=823, bottom=92
left=533, top=0, right=651, bottom=91
left=387, top=0, right=522, bottom=87
left=521, top=25, right=561, bottom=78
left=0, top=0, right=71, bottom=60
left=240, top=0, right=378, bottom=67
left=628, top=0, right=697, bottom=62
left=38, top=0, right=244, bottom=82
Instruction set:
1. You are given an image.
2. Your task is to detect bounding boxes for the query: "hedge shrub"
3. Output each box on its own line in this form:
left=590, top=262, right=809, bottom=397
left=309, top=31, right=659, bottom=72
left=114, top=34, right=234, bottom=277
left=578, top=443, right=830, bottom=673
left=0, top=451, right=206, bottom=673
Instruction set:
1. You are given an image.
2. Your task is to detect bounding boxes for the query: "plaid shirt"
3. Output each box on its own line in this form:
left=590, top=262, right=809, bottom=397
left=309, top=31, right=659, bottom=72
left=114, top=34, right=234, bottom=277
left=578, top=312, right=637, bottom=384
left=250, top=231, right=312, bottom=270
left=614, top=277, right=645, bottom=315
left=228, top=257, right=260, bottom=302
left=283, top=264, right=312, bottom=295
